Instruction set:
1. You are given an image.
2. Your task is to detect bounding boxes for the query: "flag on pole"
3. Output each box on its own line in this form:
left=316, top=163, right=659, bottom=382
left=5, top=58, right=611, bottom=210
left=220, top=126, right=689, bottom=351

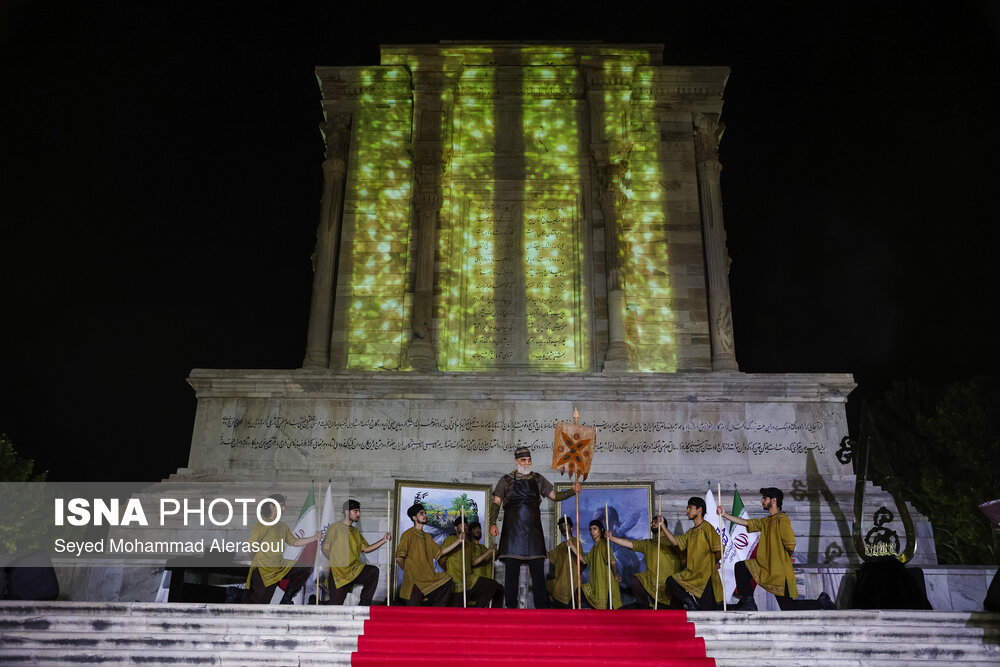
left=704, top=489, right=727, bottom=562
left=719, top=488, right=760, bottom=602
left=304, top=483, right=337, bottom=602
left=275, top=488, right=318, bottom=603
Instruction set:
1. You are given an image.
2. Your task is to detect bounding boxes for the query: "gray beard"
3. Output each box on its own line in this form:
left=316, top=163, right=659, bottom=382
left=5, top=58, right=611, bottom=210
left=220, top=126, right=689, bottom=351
left=516, top=464, right=532, bottom=476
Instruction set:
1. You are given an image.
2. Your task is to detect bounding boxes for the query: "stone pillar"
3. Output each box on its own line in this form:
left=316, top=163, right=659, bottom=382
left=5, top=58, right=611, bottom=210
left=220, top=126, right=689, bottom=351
left=407, top=163, right=444, bottom=370
left=596, top=156, right=634, bottom=371
left=406, top=70, right=452, bottom=371
left=302, top=113, right=351, bottom=368
left=693, top=112, right=739, bottom=371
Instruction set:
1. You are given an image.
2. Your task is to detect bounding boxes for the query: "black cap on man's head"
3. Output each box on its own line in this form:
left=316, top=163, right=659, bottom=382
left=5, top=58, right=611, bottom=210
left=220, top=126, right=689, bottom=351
left=514, top=447, right=531, bottom=459
left=406, top=503, right=425, bottom=519
left=760, top=487, right=784, bottom=508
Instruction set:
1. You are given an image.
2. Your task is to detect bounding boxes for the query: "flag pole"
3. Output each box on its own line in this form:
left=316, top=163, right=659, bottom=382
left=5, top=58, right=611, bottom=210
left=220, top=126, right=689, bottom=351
left=386, top=489, right=391, bottom=606
left=605, top=502, right=613, bottom=609
left=563, top=513, right=575, bottom=609
left=654, top=493, right=661, bottom=610
left=718, top=482, right=726, bottom=612
left=313, top=480, right=320, bottom=605
left=575, top=480, right=582, bottom=609
left=461, top=505, right=467, bottom=608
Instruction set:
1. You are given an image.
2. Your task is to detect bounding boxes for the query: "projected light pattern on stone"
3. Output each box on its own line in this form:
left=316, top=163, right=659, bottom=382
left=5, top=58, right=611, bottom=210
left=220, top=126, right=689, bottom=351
left=624, top=66, right=678, bottom=372
left=521, top=64, right=586, bottom=369
left=319, top=45, right=721, bottom=372
left=342, top=67, right=412, bottom=370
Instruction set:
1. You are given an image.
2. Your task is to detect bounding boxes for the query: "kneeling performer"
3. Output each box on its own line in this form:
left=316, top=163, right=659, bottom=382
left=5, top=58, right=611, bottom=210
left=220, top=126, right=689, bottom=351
left=322, top=499, right=391, bottom=606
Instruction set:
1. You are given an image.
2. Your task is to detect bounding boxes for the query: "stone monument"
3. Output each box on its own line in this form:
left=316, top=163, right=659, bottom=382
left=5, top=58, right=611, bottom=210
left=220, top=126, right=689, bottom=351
left=174, top=43, right=936, bottom=605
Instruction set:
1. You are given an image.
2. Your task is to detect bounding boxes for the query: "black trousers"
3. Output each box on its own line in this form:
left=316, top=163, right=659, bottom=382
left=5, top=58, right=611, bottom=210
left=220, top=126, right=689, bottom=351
left=449, top=576, right=504, bottom=608
left=734, top=560, right=822, bottom=610
left=665, top=575, right=717, bottom=611
left=327, top=564, right=379, bottom=605
left=246, top=565, right=311, bottom=604
left=502, top=558, right=548, bottom=609
left=630, top=574, right=664, bottom=609
left=404, top=580, right=454, bottom=606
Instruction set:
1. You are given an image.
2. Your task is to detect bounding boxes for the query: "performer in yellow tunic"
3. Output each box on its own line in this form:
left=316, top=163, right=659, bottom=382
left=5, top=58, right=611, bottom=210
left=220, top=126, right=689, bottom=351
left=467, top=522, right=497, bottom=583
left=546, top=516, right=586, bottom=608
left=439, top=517, right=503, bottom=607
left=581, top=520, right=622, bottom=609
left=321, top=499, right=391, bottom=605
left=660, top=497, right=722, bottom=611
left=607, top=515, right=681, bottom=608
left=395, top=503, right=463, bottom=606
left=245, top=494, right=321, bottom=604
left=718, top=487, right=834, bottom=611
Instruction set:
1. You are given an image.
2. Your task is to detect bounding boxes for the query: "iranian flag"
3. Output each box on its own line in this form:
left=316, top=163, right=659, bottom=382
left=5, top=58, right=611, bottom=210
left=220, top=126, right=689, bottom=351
left=720, top=489, right=760, bottom=602
left=273, top=488, right=318, bottom=603
left=704, top=489, right=727, bottom=572
left=302, top=482, right=337, bottom=603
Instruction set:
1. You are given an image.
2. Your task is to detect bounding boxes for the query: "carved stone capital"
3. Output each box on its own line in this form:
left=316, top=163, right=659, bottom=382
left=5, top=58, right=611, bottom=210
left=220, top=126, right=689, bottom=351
left=692, top=112, right=722, bottom=162
left=322, top=156, right=347, bottom=179
left=322, top=113, right=352, bottom=159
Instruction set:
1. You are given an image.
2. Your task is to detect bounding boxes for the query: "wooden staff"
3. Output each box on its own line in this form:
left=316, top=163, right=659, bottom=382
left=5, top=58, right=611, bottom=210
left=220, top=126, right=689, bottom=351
left=314, top=481, right=320, bottom=605
left=605, top=502, right=612, bottom=609
left=563, top=513, right=575, bottom=609
left=575, top=482, right=582, bottom=609
left=654, top=494, right=661, bottom=610
left=718, top=482, right=726, bottom=612
left=386, top=489, right=391, bottom=606
left=461, top=505, right=467, bottom=608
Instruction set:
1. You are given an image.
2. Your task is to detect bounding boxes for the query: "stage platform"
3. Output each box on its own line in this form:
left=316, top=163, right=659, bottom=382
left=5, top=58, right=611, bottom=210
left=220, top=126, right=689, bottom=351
left=1, top=601, right=997, bottom=665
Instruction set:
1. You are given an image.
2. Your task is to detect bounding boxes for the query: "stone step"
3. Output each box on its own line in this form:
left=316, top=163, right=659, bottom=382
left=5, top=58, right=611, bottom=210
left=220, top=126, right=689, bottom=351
left=0, top=649, right=354, bottom=666
left=3, top=602, right=998, bottom=666
left=690, top=610, right=1000, bottom=665
left=706, top=639, right=995, bottom=662
left=0, top=630, right=359, bottom=652
left=0, top=615, right=366, bottom=636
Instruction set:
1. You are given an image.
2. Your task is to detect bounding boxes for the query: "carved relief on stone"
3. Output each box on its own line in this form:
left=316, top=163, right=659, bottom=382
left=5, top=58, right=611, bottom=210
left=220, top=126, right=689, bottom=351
left=692, top=112, right=722, bottom=162
left=322, top=112, right=352, bottom=160
left=713, top=300, right=734, bottom=354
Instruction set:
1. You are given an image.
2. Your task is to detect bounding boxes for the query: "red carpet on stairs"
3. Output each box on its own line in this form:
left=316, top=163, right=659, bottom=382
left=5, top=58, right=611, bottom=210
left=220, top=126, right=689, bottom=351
left=351, top=607, right=715, bottom=666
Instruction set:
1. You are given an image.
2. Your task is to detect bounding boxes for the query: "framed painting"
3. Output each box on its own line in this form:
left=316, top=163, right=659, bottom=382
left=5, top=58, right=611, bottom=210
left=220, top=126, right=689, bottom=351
left=553, top=481, right=654, bottom=604
left=391, top=479, right=493, bottom=602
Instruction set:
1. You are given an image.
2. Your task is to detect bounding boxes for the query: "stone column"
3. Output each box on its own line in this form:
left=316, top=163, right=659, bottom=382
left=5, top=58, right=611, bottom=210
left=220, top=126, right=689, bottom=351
left=302, top=113, right=351, bottom=368
left=693, top=112, right=739, bottom=371
left=596, top=156, right=634, bottom=371
left=406, top=70, right=452, bottom=371
left=407, top=162, right=444, bottom=370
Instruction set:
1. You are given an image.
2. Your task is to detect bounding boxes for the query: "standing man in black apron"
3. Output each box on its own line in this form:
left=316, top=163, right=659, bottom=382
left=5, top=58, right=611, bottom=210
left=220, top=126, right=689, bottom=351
left=489, top=447, right=581, bottom=608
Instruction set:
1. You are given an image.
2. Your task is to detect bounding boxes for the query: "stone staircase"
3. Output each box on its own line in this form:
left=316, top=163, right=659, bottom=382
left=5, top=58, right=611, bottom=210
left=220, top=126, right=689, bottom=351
left=1, top=602, right=998, bottom=665
left=692, top=609, right=1000, bottom=666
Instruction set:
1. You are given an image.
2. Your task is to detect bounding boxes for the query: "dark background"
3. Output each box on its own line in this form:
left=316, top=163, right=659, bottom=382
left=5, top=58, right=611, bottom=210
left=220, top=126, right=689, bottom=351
left=2, top=1, right=998, bottom=482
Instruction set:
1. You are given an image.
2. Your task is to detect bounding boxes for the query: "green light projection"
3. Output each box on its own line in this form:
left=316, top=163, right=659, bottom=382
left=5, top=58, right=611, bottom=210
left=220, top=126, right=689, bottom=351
left=339, top=48, right=680, bottom=372
left=343, top=67, right=412, bottom=370
left=622, top=66, right=678, bottom=371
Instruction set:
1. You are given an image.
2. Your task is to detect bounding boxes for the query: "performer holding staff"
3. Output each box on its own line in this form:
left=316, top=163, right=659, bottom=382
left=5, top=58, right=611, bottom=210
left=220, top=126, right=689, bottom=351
left=606, top=513, right=680, bottom=609
left=489, top=447, right=580, bottom=608
left=581, top=519, right=621, bottom=609
left=546, top=515, right=584, bottom=608
left=321, top=499, right=391, bottom=606
left=717, top=486, right=835, bottom=611
left=440, top=515, right=503, bottom=608
left=660, top=497, right=723, bottom=611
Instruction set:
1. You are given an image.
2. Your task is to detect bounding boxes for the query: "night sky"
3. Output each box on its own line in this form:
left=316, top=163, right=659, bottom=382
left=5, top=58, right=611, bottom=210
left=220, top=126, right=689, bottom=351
left=2, top=2, right=998, bottom=482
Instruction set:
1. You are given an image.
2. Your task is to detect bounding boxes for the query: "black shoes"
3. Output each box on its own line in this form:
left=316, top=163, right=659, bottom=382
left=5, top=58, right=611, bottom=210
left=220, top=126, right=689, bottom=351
left=817, top=592, right=836, bottom=610
left=678, top=591, right=700, bottom=612
left=730, top=595, right=757, bottom=611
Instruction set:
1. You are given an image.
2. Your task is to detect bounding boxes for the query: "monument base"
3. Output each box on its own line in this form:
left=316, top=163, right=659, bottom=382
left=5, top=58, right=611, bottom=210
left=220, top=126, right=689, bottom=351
left=175, top=369, right=936, bottom=569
